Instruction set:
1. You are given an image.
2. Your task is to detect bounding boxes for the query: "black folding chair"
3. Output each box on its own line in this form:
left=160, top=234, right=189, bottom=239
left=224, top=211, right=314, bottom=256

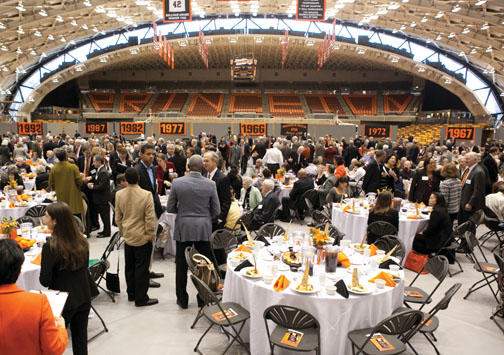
left=480, top=206, right=504, bottom=252
left=232, top=210, right=254, bottom=241
left=315, top=223, right=345, bottom=245
left=210, top=229, right=237, bottom=279
left=25, top=204, right=47, bottom=224
left=303, top=189, right=321, bottom=215
left=404, top=255, right=449, bottom=311
left=491, top=252, right=504, bottom=334
left=462, top=231, right=500, bottom=302
left=347, top=310, right=423, bottom=355
left=311, top=208, right=331, bottom=225
left=263, top=305, right=321, bottom=354
left=190, top=275, right=250, bottom=354
left=367, top=221, right=397, bottom=245
left=256, top=223, right=285, bottom=239
left=16, top=215, right=35, bottom=225
left=396, top=283, right=462, bottom=355
left=373, top=235, right=406, bottom=263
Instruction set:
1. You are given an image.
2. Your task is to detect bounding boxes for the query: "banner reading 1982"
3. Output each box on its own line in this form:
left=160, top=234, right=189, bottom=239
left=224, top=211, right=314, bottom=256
left=296, top=0, right=325, bottom=21
left=163, top=0, right=191, bottom=22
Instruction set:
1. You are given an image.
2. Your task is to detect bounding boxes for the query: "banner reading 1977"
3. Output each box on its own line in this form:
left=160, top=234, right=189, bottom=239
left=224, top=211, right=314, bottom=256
left=163, top=0, right=191, bottom=22
left=296, top=0, right=325, bottom=21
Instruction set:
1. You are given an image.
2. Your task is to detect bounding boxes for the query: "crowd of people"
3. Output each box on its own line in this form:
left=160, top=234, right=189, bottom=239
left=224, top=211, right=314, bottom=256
left=2, top=129, right=504, bottom=354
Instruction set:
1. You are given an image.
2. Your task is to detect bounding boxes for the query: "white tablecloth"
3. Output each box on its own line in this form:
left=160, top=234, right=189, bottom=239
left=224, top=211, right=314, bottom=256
left=222, top=248, right=404, bottom=354
left=17, top=249, right=44, bottom=291
left=331, top=206, right=429, bottom=260
left=158, top=194, right=176, bottom=257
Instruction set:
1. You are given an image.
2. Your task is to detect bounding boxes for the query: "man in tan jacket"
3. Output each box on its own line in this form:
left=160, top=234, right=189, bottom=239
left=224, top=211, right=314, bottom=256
left=115, top=167, right=157, bottom=307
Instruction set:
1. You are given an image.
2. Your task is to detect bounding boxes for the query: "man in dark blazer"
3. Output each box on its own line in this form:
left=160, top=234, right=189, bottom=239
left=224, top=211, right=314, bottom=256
left=135, top=144, right=163, bottom=219
left=280, top=169, right=314, bottom=222
left=252, top=136, right=267, bottom=159
left=87, top=155, right=111, bottom=238
left=362, top=149, right=385, bottom=194
left=250, top=180, right=280, bottom=230
left=203, top=151, right=231, bottom=231
left=459, top=152, right=487, bottom=224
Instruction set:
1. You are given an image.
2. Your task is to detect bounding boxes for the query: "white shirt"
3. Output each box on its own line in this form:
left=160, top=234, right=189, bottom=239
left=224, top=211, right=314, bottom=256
left=262, top=147, right=284, bottom=165
left=207, top=167, right=218, bottom=180
left=485, top=192, right=504, bottom=221
left=349, top=167, right=366, bottom=182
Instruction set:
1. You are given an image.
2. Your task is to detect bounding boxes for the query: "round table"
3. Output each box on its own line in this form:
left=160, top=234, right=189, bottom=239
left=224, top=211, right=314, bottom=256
left=222, top=242, right=404, bottom=354
left=159, top=194, right=177, bottom=257
left=0, top=192, right=54, bottom=220
left=331, top=205, right=429, bottom=262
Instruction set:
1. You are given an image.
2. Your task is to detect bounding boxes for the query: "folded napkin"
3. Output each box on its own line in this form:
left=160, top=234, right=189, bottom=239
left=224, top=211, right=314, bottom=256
left=337, top=252, right=351, bottom=268
left=31, top=253, right=42, bottom=265
left=335, top=279, right=349, bottom=299
left=15, top=236, right=36, bottom=249
left=369, top=271, right=396, bottom=288
left=407, top=216, right=420, bottom=220
left=234, top=245, right=252, bottom=253
left=342, top=205, right=351, bottom=213
left=9, top=201, right=16, bottom=208
left=367, top=244, right=378, bottom=256
left=379, top=259, right=402, bottom=270
left=234, top=260, right=253, bottom=272
left=255, top=235, right=271, bottom=246
left=273, top=275, right=290, bottom=292
left=40, top=189, right=47, bottom=193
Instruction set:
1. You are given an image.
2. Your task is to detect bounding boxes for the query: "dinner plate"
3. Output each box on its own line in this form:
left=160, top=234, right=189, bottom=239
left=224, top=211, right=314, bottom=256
left=241, top=267, right=262, bottom=279
left=291, top=283, right=320, bottom=294
left=346, top=210, right=362, bottom=215
left=373, top=255, right=401, bottom=264
left=229, top=251, right=251, bottom=261
left=243, top=240, right=265, bottom=249
left=347, top=283, right=374, bottom=295
left=352, top=243, right=369, bottom=252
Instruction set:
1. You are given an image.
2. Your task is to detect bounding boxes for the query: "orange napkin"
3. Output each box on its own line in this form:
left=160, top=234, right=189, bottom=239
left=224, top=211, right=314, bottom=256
left=15, top=236, right=36, bottom=249
left=342, top=205, right=350, bottom=213
left=31, top=253, right=42, bottom=265
left=273, top=275, right=290, bottom=292
left=367, top=244, right=378, bottom=256
left=338, top=252, right=351, bottom=268
left=9, top=201, right=16, bottom=208
left=284, top=186, right=292, bottom=190
left=235, top=245, right=252, bottom=253
left=407, top=216, right=419, bottom=220
left=369, top=271, right=397, bottom=288
left=41, top=189, right=47, bottom=193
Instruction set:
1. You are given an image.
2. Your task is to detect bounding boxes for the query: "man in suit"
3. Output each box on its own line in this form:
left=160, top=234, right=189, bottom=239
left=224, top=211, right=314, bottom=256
left=86, top=155, right=111, bottom=238
left=0, top=239, right=68, bottom=354
left=252, top=136, right=267, bottom=158
left=250, top=179, right=280, bottom=230
left=115, top=168, right=158, bottom=307
left=362, top=149, right=385, bottom=194
left=167, top=155, right=220, bottom=309
left=203, top=151, right=231, bottom=231
left=280, top=169, right=314, bottom=222
left=459, top=152, right=487, bottom=224
left=135, top=144, right=163, bottom=219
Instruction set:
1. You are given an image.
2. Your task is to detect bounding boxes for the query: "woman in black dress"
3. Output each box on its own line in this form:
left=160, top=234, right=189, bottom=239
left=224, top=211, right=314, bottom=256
left=40, top=202, right=95, bottom=355
left=366, top=191, right=399, bottom=244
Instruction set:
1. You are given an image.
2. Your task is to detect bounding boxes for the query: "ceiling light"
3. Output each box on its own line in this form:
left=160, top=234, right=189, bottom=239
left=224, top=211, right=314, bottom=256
left=96, top=6, right=105, bottom=13
left=421, top=17, right=427, bottom=23
left=417, top=66, right=426, bottom=72
left=448, top=32, right=456, bottom=38
left=60, top=37, right=66, bottom=43
left=130, top=48, right=138, bottom=55
left=1, top=45, right=7, bottom=51
left=475, top=0, right=487, bottom=5
left=69, top=40, right=76, bottom=46
left=500, top=92, right=504, bottom=97
left=388, top=3, right=400, bottom=10
left=436, top=35, right=442, bottom=41
left=458, top=51, right=465, bottom=57
left=391, top=56, right=399, bottom=63
left=462, top=28, right=470, bottom=34
left=100, top=57, right=107, bottom=63
left=410, top=22, right=417, bottom=28
left=2, top=67, right=8, bottom=72
left=41, top=52, right=47, bottom=58
left=52, top=78, right=59, bottom=83
left=56, top=15, right=64, bottom=23
left=486, top=46, right=493, bottom=52
left=426, top=38, right=432, bottom=43
left=93, top=27, right=99, bottom=33
left=0, top=23, right=5, bottom=30
left=470, top=48, right=477, bottom=54
left=399, top=25, right=406, bottom=31
left=75, top=65, right=84, bottom=72
left=16, top=4, right=26, bottom=12
left=82, top=24, right=88, bottom=30
left=71, top=20, right=78, bottom=27
left=377, top=8, right=388, bottom=15
left=255, top=37, right=263, bottom=44
left=17, top=26, right=24, bottom=35
left=357, top=49, right=366, bottom=55
left=107, top=11, right=117, bottom=18
left=229, top=38, right=237, bottom=44
left=16, top=47, right=22, bottom=54
left=83, top=0, right=92, bottom=6
left=39, top=9, right=47, bottom=17
left=392, top=29, right=398, bottom=33
left=178, top=41, right=187, bottom=47
left=452, top=5, right=461, bottom=12
left=481, top=23, right=489, bottom=30
left=48, top=34, right=54, bottom=40
left=444, top=77, right=452, bottom=84
left=401, top=0, right=408, bottom=3
left=30, top=49, right=36, bottom=56
left=28, top=97, right=35, bottom=103
left=306, top=40, right=314, bottom=47
left=435, top=12, right=443, bottom=19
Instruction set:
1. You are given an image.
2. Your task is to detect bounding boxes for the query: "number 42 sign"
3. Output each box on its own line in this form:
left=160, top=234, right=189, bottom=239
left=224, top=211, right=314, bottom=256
left=163, top=0, right=191, bottom=22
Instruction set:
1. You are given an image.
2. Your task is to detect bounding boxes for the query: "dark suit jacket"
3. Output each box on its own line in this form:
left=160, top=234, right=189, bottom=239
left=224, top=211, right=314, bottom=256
left=415, top=207, right=452, bottom=252
left=35, top=172, right=49, bottom=190
left=76, top=155, right=92, bottom=174
left=460, top=164, right=486, bottom=211
left=212, top=170, right=231, bottom=224
left=40, top=240, right=94, bottom=316
left=252, top=142, right=267, bottom=158
left=252, top=191, right=280, bottom=226
left=289, top=176, right=314, bottom=209
left=362, top=159, right=381, bottom=194
left=135, top=162, right=163, bottom=218
left=42, top=141, right=56, bottom=159
left=170, top=154, right=187, bottom=178
left=408, top=168, right=441, bottom=204
left=91, top=166, right=111, bottom=205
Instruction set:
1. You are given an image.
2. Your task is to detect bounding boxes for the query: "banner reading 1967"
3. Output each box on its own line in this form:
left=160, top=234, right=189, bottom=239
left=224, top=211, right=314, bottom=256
left=296, top=0, right=325, bottom=21
left=163, top=0, right=191, bottom=22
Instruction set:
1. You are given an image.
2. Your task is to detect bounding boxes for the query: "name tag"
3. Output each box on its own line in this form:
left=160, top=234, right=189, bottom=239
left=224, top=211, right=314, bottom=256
left=421, top=176, right=428, bottom=181
left=90, top=169, right=96, bottom=175
left=169, top=169, right=173, bottom=173
left=466, top=179, right=471, bottom=185
left=258, top=204, right=263, bottom=209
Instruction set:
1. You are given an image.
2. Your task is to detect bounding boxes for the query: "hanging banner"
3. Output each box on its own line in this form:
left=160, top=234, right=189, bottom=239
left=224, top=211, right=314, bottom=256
left=446, top=126, right=475, bottom=141
left=18, top=122, right=43, bottom=135
left=85, top=121, right=109, bottom=135
left=296, top=0, right=325, bottom=21
left=240, top=123, right=267, bottom=136
left=281, top=124, right=307, bottom=136
left=120, top=122, right=145, bottom=135
left=159, top=122, right=186, bottom=135
left=362, top=124, right=391, bottom=138
left=163, top=0, right=191, bottom=23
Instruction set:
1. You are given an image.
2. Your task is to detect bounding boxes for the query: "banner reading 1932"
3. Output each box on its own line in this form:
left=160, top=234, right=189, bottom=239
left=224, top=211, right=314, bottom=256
left=296, top=0, right=325, bottom=21
left=163, top=0, right=191, bottom=22
left=281, top=124, right=308, bottom=136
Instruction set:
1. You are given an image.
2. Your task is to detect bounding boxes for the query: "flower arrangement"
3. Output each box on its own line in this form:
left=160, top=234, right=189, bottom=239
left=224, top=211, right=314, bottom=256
left=277, top=167, right=286, bottom=177
left=7, top=179, right=18, bottom=190
left=310, top=227, right=332, bottom=248
left=376, top=187, right=392, bottom=194
left=1, top=217, right=18, bottom=235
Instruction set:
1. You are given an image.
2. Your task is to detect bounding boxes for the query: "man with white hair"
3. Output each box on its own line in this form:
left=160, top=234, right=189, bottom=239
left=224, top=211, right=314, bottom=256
left=262, top=142, right=283, bottom=174
left=459, top=152, right=486, bottom=224
left=249, top=179, right=280, bottom=230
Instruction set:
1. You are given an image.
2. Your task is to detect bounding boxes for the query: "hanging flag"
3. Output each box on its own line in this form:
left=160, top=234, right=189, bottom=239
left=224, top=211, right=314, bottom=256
left=171, top=47, right=174, bottom=69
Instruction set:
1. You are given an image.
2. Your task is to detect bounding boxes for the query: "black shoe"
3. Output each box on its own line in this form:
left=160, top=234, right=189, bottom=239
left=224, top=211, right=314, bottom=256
left=149, top=272, right=164, bottom=279
left=91, top=226, right=100, bottom=232
left=96, top=233, right=110, bottom=238
left=135, top=298, right=158, bottom=307
left=177, top=299, right=188, bottom=309
left=280, top=218, right=291, bottom=223
left=128, top=296, right=135, bottom=302
left=149, top=280, right=161, bottom=288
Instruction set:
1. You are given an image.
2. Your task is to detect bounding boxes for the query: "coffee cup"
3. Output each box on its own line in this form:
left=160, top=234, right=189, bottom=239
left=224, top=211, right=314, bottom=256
left=325, top=285, right=336, bottom=295
left=389, top=265, right=400, bottom=273
left=375, top=279, right=386, bottom=289
left=263, top=274, right=274, bottom=285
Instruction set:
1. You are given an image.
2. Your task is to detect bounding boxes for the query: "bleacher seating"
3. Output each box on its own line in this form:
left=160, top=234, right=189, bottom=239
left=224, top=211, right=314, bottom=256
left=397, top=123, right=489, bottom=145
left=88, top=92, right=114, bottom=112
left=305, top=94, right=347, bottom=116
left=229, top=94, right=262, bottom=113
left=119, top=93, right=152, bottom=113
left=343, top=95, right=376, bottom=115
left=187, top=93, right=224, bottom=117
left=269, top=94, right=304, bottom=118
left=383, top=94, right=413, bottom=115
left=150, top=93, right=188, bottom=114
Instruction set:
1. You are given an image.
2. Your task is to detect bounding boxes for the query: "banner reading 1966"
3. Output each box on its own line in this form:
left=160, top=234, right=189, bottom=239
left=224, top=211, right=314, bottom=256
left=240, top=123, right=267, bottom=136
left=296, top=0, right=325, bottom=21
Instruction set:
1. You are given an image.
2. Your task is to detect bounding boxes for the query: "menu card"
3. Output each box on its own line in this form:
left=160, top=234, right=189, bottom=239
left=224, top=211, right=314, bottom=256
left=280, top=329, right=304, bottom=347
left=370, top=333, right=395, bottom=351
left=404, top=290, right=424, bottom=298
left=30, top=290, right=68, bottom=317
left=211, top=308, right=238, bottom=322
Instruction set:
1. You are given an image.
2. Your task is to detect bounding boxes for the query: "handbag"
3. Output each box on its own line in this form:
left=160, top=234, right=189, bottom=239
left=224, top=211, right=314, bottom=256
left=192, top=253, right=220, bottom=292
left=404, top=250, right=429, bottom=274
left=106, top=251, right=121, bottom=293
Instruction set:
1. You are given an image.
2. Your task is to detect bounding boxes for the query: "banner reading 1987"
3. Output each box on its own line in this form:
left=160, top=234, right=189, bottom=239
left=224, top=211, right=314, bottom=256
left=296, top=0, right=325, bottom=21
left=163, top=0, right=191, bottom=22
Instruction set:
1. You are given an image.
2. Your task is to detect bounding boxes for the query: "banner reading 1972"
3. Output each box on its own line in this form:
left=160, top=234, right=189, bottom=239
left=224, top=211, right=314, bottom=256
left=362, top=124, right=391, bottom=138
left=163, top=0, right=191, bottom=22
left=296, top=0, right=325, bottom=21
